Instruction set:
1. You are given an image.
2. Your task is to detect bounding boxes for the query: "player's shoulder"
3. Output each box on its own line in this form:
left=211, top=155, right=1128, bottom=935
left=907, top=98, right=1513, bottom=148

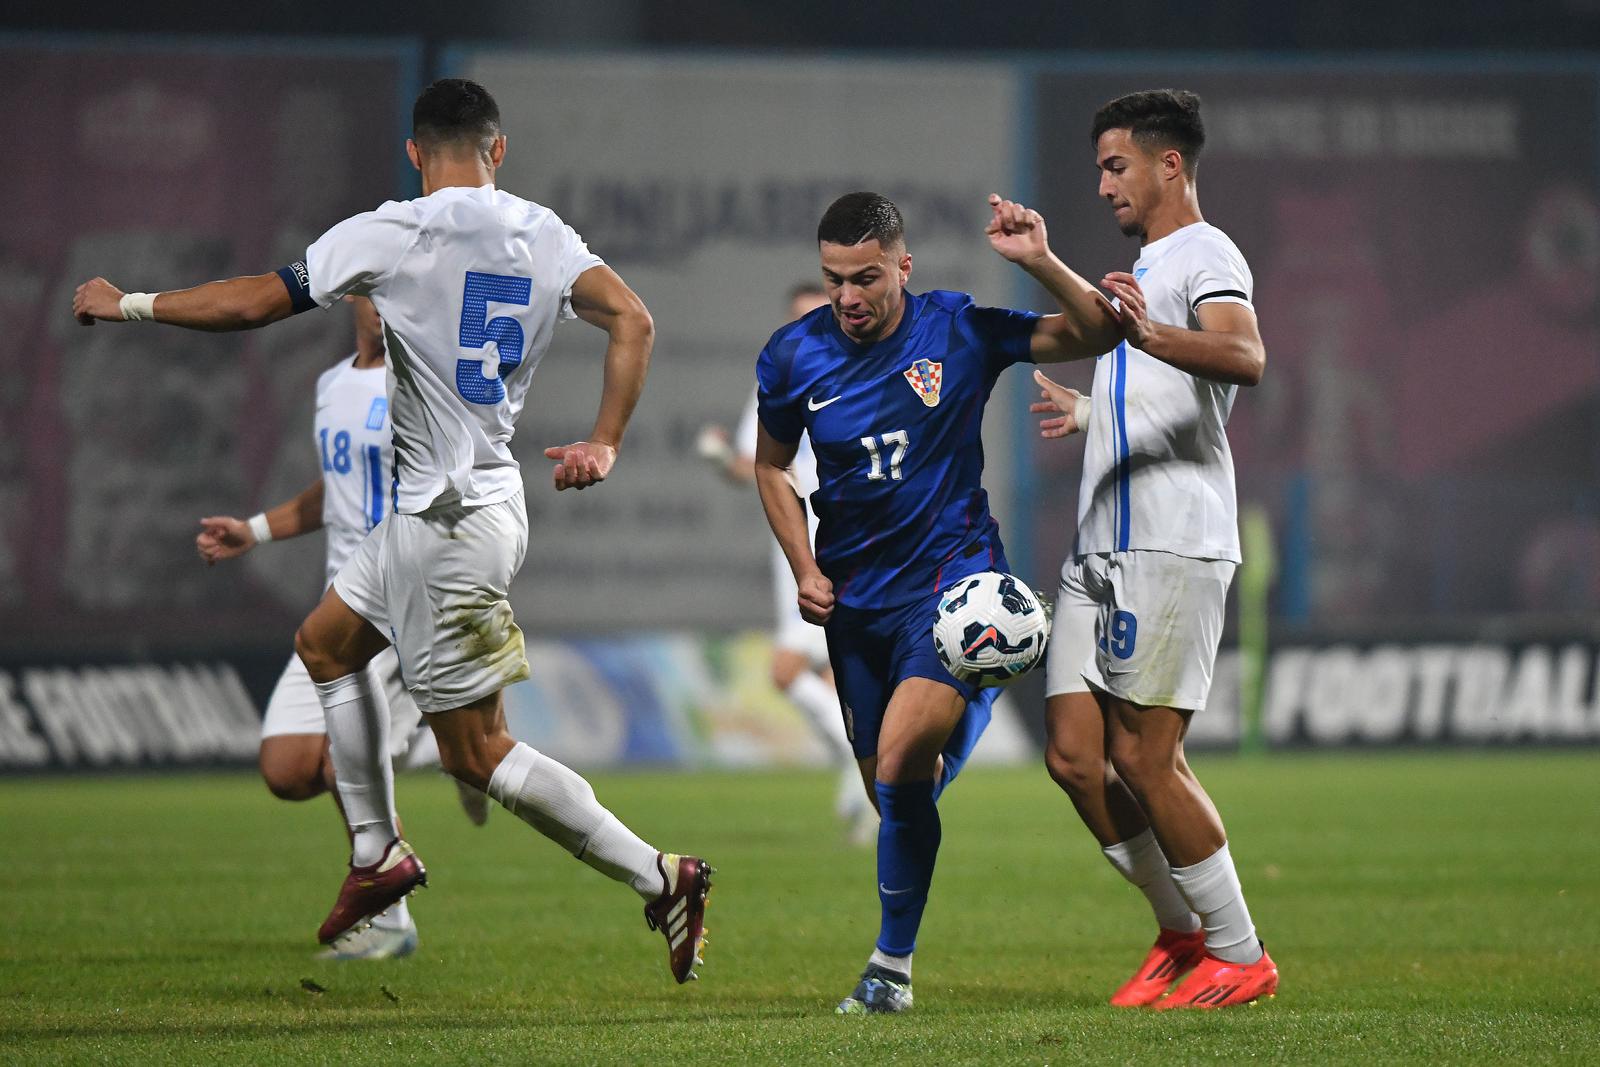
left=918, top=289, right=977, bottom=317
left=762, top=304, right=834, bottom=359
left=1179, top=222, right=1250, bottom=266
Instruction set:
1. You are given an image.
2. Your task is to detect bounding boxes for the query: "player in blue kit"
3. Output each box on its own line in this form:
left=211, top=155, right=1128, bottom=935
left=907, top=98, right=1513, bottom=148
left=753, top=191, right=1119, bottom=1013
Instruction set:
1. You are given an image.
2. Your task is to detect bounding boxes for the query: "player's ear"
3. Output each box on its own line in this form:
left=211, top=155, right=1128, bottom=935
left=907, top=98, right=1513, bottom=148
left=488, top=135, right=507, bottom=168
left=405, top=139, right=422, bottom=172
left=898, top=250, right=912, bottom=286
left=1161, top=148, right=1184, bottom=182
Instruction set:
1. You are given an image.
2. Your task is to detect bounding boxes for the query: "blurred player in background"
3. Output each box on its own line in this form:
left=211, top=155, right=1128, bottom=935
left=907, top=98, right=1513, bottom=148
left=697, top=281, right=876, bottom=845
left=1027, top=89, right=1278, bottom=1009
left=754, top=191, right=1123, bottom=1014
left=73, top=78, right=712, bottom=984
left=195, top=294, right=487, bottom=961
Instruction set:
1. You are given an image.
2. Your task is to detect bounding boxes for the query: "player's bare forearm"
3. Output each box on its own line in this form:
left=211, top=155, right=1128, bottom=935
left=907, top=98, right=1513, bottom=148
left=269, top=479, right=326, bottom=540
left=572, top=266, right=655, bottom=447
left=1139, top=305, right=1265, bottom=386
left=753, top=429, right=818, bottom=582
left=75, top=273, right=296, bottom=332
left=1020, top=252, right=1123, bottom=362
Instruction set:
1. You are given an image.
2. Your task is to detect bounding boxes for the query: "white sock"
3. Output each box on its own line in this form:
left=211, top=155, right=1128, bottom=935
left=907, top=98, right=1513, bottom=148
left=869, top=947, right=912, bottom=980
left=786, top=671, right=853, bottom=762
left=485, top=742, right=662, bottom=900
left=314, top=673, right=398, bottom=868
left=1169, top=842, right=1263, bottom=964
left=1102, top=828, right=1201, bottom=933
left=370, top=896, right=412, bottom=931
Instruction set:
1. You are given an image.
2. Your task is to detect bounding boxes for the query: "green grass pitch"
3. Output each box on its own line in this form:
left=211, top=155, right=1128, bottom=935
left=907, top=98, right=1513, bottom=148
left=3, top=752, right=1597, bottom=1064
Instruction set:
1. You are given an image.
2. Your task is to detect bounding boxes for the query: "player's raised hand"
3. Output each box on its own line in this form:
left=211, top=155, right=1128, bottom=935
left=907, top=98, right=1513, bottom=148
left=196, top=516, right=255, bottom=565
left=985, top=193, right=1049, bottom=266
left=797, top=570, right=835, bottom=626
left=72, top=277, right=126, bottom=325
left=1101, top=272, right=1155, bottom=347
left=544, top=440, right=617, bottom=491
left=1029, top=368, right=1090, bottom=438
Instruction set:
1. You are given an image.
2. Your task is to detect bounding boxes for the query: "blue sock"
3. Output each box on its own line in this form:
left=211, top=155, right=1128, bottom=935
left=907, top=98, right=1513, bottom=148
left=874, top=779, right=941, bottom=957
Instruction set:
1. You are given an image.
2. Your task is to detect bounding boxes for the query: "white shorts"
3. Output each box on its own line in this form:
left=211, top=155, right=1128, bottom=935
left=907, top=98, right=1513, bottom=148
left=771, top=541, right=828, bottom=664
left=260, top=646, right=422, bottom=754
left=1044, top=551, right=1234, bottom=712
left=334, top=491, right=531, bottom=714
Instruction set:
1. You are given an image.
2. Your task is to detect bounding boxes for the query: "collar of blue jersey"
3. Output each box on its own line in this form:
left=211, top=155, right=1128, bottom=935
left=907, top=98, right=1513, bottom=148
left=826, top=288, right=920, bottom=355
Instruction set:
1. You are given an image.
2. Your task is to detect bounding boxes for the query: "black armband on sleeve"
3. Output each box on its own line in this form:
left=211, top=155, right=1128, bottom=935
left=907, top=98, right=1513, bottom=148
left=275, top=261, right=317, bottom=315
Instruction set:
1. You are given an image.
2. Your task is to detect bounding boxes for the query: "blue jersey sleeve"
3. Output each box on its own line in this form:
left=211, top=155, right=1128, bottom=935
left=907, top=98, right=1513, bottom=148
left=962, top=304, right=1041, bottom=378
left=755, top=341, right=804, bottom=444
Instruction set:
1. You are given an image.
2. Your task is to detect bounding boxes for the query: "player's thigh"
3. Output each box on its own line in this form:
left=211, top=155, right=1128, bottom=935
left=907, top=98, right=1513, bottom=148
left=1045, top=556, right=1103, bottom=698
left=383, top=494, right=531, bottom=714
left=824, top=611, right=890, bottom=760
left=876, top=676, right=969, bottom=783
left=1104, top=693, right=1191, bottom=784
left=1090, top=552, right=1234, bottom=714
left=296, top=584, right=390, bottom=682
left=1043, top=689, right=1111, bottom=785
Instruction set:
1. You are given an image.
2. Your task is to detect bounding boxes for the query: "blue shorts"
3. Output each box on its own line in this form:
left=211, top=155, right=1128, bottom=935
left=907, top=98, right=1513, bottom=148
left=825, top=584, right=998, bottom=793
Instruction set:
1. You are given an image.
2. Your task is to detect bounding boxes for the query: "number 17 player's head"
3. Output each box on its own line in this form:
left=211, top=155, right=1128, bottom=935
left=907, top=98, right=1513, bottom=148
left=406, top=78, right=507, bottom=194
left=1091, top=89, right=1205, bottom=240
left=817, top=192, right=913, bottom=344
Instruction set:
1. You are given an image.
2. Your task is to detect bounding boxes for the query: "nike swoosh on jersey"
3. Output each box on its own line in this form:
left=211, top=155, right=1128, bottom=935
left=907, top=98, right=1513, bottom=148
left=808, top=395, right=843, bottom=411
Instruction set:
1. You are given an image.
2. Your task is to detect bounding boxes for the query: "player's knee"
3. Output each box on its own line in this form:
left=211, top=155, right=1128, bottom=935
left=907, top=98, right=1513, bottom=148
left=1106, top=734, right=1173, bottom=795
left=293, top=624, right=334, bottom=681
left=769, top=650, right=804, bottom=691
left=259, top=755, right=324, bottom=802
left=1044, top=741, right=1103, bottom=800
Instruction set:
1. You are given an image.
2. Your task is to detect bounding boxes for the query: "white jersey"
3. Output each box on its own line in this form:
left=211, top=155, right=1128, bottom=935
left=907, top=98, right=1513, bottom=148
left=314, top=355, right=391, bottom=587
left=1076, top=221, right=1253, bottom=563
left=302, top=185, right=603, bottom=513
left=735, top=388, right=819, bottom=499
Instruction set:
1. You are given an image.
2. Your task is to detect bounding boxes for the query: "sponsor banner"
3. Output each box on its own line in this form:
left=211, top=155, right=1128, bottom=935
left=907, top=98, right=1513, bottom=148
left=454, top=51, right=1024, bottom=633
left=1200, top=640, right=1600, bottom=747
left=0, top=659, right=262, bottom=771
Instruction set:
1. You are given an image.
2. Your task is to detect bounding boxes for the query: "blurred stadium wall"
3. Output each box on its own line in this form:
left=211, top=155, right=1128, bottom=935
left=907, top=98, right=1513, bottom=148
left=2, top=36, right=1597, bottom=770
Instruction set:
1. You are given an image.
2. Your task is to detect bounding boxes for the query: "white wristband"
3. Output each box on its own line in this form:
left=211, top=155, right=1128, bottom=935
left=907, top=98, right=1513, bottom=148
left=119, top=292, right=157, bottom=321
left=247, top=513, right=274, bottom=545
left=1073, top=394, right=1092, bottom=432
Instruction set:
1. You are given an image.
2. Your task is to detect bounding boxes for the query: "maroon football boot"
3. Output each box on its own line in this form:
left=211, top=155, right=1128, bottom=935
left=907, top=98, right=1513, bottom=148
left=316, top=839, right=428, bottom=945
left=643, top=853, right=714, bottom=983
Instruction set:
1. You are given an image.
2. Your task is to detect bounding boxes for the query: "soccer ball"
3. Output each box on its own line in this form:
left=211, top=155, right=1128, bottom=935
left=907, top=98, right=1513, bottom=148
left=931, top=571, right=1050, bottom=687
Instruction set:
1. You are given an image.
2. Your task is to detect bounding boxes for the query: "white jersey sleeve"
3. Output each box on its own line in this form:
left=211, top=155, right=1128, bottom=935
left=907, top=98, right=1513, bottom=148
left=734, top=388, right=760, bottom=460
left=301, top=186, right=604, bottom=514
left=304, top=202, right=417, bottom=306
left=1074, top=222, right=1253, bottom=563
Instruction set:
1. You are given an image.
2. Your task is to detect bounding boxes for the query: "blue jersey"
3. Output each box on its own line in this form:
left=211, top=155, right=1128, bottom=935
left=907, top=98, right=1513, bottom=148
left=756, top=289, right=1038, bottom=610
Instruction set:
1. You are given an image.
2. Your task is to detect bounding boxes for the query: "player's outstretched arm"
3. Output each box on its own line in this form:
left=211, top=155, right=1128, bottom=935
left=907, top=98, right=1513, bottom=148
left=74, top=273, right=297, bottom=332
left=196, top=479, right=325, bottom=565
left=1101, top=273, right=1265, bottom=386
left=984, top=194, right=1122, bottom=362
left=753, top=424, right=833, bottom=625
left=545, top=265, right=656, bottom=491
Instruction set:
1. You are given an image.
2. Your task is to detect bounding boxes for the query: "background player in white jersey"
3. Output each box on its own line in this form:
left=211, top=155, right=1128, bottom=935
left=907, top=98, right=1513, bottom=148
left=194, top=295, right=486, bottom=960
left=72, top=79, right=712, bottom=984
left=988, top=89, right=1277, bottom=1009
left=697, top=282, right=875, bottom=844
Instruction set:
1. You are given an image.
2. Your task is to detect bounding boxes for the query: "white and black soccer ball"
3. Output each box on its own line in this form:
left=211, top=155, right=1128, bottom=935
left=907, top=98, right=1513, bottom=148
left=931, top=571, right=1050, bottom=687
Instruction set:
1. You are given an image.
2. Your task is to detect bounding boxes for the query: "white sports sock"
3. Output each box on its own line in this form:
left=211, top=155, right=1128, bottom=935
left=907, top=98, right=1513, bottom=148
left=1169, top=842, right=1263, bottom=964
left=785, top=671, right=853, bottom=762
left=485, top=742, right=662, bottom=900
left=868, top=947, right=912, bottom=980
left=314, top=673, right=398, bottom=867
left=1102, top=828, right=1201, bottom=934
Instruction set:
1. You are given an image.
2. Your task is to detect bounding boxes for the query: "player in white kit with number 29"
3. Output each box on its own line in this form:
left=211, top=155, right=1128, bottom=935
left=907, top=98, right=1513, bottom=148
left=73, top=79, right=712, bottom=984
left=1000, top=90, right=1278, bottom=1009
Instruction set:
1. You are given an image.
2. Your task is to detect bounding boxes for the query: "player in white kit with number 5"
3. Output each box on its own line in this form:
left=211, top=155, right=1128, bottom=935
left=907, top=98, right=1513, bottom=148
left=73, top=79, right=712, bottom=984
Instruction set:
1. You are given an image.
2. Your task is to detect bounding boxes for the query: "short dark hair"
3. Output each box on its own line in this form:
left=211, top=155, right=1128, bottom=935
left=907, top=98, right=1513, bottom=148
left=817, top=192, right=905, bottom=248
left=413, top=78, right=501, bottom=154
left=1090, top=89, right=1205, bottom=175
